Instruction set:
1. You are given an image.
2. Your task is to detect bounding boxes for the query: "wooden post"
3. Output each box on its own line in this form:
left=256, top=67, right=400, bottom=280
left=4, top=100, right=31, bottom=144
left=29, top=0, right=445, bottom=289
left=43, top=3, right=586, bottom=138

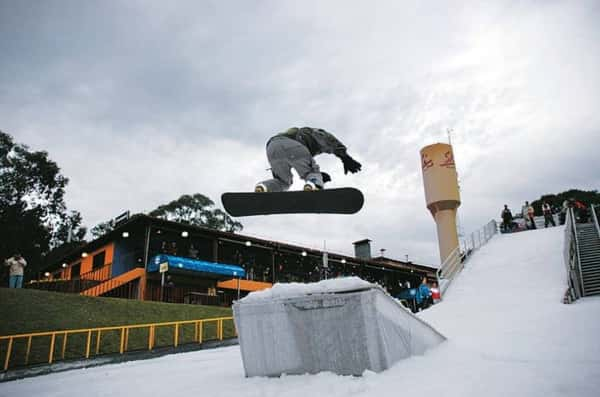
left=124, top=328, right=129, bottom=351
left=49, top=334, right=56, bottom=364
left=61, top=332, right=68, bottom=360
left=148, top=326, right=154, bottom=350
left=85, top=330, right=92, bottom=358
left=25, top=336, right=32, bottom=365
left=4, top=338, right=13, bottom=370
left=120, top=328, right=126, bottom=354
left=198, top=321, right=203, bottom=344
left=96, top=330, right=102, bottom=354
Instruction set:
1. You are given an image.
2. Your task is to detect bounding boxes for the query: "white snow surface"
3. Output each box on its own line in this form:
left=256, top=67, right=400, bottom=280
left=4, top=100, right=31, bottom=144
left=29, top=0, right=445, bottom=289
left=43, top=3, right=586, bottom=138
left=3, top=226, right=600, bottom=397
left=239, top=276, right=373, bottom=303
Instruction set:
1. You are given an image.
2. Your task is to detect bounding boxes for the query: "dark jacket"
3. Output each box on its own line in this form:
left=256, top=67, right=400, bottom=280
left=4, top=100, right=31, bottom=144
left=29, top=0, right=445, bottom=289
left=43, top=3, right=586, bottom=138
left=276, top=127, right=347, bottom=157
left=501, top=208, right=513, bottom=222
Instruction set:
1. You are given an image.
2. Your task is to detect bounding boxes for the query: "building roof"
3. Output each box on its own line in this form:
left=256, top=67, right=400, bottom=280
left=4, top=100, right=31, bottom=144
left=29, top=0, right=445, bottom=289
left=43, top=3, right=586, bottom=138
left=45, top=214, right=437, bottom=277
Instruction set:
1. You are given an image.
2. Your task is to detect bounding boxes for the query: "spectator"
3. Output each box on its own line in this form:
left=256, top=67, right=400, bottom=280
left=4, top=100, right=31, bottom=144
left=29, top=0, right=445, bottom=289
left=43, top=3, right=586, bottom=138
left=542, top=201, right=556, bottom=227
left=160, top=241, right=168, bottom=253
left=168, top=241, right=178, bottom=256
left=522, top=201, right=536, bottom=230
left=574, top=200, right=589, bottom=223
left=501, top=204, right=513, bottom=233
left=188, top=243, right=199, bottom=259
left=430, top=281, right=441, bottom=302
left=4, top=253, right=27, bottom=288
left=559, top=199, right=570, bottom=225
left=416, top=277, right=432, bottom=310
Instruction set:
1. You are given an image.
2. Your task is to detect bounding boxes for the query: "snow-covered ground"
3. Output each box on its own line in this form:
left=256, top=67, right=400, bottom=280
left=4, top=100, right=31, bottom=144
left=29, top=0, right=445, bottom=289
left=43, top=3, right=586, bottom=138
left=3, top=226, right=600, bottom=397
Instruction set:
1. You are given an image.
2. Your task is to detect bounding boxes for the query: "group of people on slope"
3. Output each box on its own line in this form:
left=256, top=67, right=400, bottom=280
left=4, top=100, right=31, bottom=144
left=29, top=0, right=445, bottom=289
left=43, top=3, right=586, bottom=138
left=501, top=200, right=557, bottom=233
left=559, top=198, right=591, bottom=224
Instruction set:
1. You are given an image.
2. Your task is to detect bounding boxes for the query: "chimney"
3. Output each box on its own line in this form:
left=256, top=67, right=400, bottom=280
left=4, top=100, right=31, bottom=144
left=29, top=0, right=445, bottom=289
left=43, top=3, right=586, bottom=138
left=353, top=239, right=372, bottom=259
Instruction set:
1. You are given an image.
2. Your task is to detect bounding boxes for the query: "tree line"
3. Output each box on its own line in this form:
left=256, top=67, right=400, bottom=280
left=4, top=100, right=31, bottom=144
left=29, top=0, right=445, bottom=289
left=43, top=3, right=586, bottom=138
left=0, top=131, right=242, bottom=282
left=530, top=189, right=600, bottom=215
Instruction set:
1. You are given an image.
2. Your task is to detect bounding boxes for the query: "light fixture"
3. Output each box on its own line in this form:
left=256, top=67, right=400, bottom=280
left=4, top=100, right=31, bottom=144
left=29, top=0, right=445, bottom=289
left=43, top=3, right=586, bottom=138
left=62, top=263, right=67, bottom=268
left=122, top=232, right=129, bottom=238
left=181, top=231, right=189, bottom=238
left=301, top=251, right=307, bottom=257
left=245, top=241, right=252, bottom=247
left=156, top=229, right=162, bottom=234
left=81, top=252, right=88, bottom=258
left=44, top=272, right=50, bottom=277
left=341, top=258, right=346, bottom=264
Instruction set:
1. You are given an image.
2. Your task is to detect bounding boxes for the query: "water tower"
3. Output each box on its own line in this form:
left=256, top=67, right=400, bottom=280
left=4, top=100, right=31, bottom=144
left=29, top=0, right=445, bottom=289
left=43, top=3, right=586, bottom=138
left=420, top=143, right=461, bottom=263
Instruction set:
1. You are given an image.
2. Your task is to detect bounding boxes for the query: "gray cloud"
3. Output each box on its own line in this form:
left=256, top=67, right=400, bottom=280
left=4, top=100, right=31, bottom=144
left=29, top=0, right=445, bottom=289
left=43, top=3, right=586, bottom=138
left=1, top=0, right=599, bottom=265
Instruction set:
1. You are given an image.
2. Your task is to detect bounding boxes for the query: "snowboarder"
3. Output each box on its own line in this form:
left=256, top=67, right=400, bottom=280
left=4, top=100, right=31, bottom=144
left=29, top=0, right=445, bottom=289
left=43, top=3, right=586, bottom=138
left=255, top=127, right=362, bottom=192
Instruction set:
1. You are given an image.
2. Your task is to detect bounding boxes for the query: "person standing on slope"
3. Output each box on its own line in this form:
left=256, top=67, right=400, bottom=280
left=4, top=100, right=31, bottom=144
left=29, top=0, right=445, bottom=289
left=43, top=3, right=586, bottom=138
left=255, top=127, right=362, bottom=192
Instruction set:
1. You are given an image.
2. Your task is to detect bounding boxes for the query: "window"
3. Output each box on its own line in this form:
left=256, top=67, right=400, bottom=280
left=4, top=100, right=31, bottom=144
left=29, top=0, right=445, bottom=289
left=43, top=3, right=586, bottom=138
left=71, top=263, right=81, bottom=279
left=93, top=251, right=106, bottom=270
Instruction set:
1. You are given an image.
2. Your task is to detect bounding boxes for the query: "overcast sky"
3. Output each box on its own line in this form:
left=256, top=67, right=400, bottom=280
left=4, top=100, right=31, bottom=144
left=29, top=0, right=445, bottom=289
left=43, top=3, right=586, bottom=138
left=1, top=0, right=599, bottom=266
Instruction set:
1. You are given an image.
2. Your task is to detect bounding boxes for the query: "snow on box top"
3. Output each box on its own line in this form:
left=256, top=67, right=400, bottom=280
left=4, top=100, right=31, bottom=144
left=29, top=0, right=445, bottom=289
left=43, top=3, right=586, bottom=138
left=238, top=276, right=374, bottom=303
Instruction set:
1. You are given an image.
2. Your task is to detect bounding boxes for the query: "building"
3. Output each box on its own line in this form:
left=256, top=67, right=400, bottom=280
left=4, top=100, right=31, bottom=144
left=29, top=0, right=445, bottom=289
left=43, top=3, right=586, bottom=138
left=30, top=214, right=437, bottom=306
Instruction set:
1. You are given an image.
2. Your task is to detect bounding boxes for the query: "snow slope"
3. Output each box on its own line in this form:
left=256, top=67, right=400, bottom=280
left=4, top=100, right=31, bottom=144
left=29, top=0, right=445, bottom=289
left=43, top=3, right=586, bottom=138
left=3, top=226, right=600, bottom=397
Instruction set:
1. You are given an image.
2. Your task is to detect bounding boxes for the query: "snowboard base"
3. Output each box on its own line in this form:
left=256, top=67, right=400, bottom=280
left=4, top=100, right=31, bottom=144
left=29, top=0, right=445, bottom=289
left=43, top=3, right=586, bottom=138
left=221, top=188, right=364, bottom=217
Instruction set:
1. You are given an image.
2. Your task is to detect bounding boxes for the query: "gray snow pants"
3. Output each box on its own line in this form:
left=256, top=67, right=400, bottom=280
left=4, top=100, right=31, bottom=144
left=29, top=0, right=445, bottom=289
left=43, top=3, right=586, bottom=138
left=258, top=136, right=323, bottom=192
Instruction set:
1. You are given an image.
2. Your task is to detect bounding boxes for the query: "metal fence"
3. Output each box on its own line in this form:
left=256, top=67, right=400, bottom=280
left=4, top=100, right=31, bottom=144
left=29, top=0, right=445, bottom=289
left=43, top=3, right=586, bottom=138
left=592, top=204, right=600, bottom=239
left=0, top=316, right=235, bottom=371
left=436, top=219, right=498, bottom=297
left=563, top=207, right=584, bottom=302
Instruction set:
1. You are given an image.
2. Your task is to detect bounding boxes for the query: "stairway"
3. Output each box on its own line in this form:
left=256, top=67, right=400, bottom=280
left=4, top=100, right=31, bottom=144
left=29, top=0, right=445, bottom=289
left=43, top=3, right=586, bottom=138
left=576, top=223, right=600, bottom=296
left=81, top=267, right=145, bottom=297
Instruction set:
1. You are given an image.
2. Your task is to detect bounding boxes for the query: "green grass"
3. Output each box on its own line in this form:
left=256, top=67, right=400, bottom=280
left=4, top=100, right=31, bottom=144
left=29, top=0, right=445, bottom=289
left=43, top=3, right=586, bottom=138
left=0, top=288, right=234, bottom=369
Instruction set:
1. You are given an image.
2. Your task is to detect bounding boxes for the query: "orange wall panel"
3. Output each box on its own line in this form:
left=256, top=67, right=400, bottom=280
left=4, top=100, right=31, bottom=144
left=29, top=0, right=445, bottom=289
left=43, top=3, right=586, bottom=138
left=72, top=243, right=115, bottom=276
left=217, top=279, right=272, bottom=292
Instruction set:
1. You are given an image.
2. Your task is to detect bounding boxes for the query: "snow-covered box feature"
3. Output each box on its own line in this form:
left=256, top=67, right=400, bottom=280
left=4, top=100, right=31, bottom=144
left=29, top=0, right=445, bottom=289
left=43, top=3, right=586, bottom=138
left=233, top=277, right=446, bottom=377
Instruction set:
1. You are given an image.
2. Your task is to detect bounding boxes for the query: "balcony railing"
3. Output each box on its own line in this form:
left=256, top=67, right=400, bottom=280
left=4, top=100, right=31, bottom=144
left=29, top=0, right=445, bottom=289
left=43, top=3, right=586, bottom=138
left=79, top=263, right=112, bottom=282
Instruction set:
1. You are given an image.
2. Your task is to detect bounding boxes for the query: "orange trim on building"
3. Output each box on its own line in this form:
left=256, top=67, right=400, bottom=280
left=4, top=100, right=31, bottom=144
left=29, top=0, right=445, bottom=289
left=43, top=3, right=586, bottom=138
left=80, top=267, right=145, bottom=297
left=217, top=279, right=272, bottom=292
left=70, top=243, right=115, bottom=278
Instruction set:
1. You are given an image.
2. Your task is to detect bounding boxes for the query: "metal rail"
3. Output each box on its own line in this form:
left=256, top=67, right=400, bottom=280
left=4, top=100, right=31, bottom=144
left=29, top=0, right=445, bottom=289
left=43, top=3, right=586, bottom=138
left=436, top=219, right=498, bottom=298
left=563, top=207, right=584, bottom=300
left=592, top=204, right=600, bottom=239
left=0, top=316, right=235, bottom=371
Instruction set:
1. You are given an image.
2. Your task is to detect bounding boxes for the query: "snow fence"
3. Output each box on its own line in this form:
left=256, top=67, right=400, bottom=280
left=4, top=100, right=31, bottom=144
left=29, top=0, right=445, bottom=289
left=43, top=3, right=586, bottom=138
left=233, top=277, right=446, bottom=377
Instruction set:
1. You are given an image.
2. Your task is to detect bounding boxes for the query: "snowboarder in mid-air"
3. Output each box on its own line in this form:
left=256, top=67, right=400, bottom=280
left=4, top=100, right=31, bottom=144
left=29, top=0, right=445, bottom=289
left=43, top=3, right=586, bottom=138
left=255, top=127, right=362, bottom=192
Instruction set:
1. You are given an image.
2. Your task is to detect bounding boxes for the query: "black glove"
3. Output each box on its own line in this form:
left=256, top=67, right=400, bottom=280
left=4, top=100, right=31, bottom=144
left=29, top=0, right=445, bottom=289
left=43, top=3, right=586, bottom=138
left=321, top=172, right=331, bottom=183
left=340, top=154, right=362, bottom=174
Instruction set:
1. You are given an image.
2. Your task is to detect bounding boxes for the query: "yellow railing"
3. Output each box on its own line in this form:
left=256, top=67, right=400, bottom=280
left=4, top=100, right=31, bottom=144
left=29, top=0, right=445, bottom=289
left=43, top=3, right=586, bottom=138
left=0, top=316, right=235, bottom=371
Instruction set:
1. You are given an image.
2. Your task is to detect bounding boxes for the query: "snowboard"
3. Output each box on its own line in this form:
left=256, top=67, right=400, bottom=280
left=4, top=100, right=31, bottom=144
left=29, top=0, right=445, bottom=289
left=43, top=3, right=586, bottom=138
left=221, top=188, right=364, bottom=217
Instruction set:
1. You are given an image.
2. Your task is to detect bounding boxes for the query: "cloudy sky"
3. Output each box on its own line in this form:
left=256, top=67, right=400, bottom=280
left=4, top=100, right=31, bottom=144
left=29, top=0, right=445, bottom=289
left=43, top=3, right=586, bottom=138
left=1, top=0, right=599, bottom=266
